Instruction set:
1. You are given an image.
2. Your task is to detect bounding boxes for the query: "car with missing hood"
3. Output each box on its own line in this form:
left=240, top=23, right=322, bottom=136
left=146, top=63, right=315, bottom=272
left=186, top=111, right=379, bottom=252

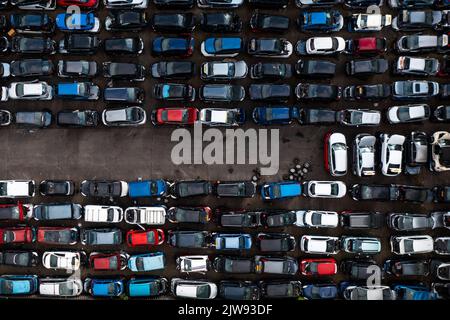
left=430, top=131, right=450, bottom=172
left=199, top=108, right=245, bottom=127
left=167, top=206, right=211, bottom=224
left=248, top=38, right=293, bottom=58
left=213, top=256, right=255, bottom=273
left=339, top=109, right=380, bottom=127
left=125, top=206, right=166, bottom=225
left=168, top=230, right=210, bottom=248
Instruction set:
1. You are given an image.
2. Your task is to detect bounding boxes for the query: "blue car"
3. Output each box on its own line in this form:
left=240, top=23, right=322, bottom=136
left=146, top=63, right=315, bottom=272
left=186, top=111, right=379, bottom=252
left=128, top=252, right=166, bottom=272
left=56, top=12, right=100, bottom=32
left=84, top=278, right=125, bottom=297
left=128, top=180, right=168, bottom=198
left=393, top=285, right=438, bottom=300
left=0, top=275, right=38, bottom=295
left=261, top=181, right=302, bottom=200
left=299, top=11, right=344, bottom=32
left=214, top=233, right=252, bottom=250
left=252, top=106, right=299, bottom=125
left=302, top=284, right=338, bottom=300
left=201, top=37, right=243, bottom=57
left=55, top=82, right=100, bottom=100
left=128, top=277, right=168, bottom=297
left=152, top=36, right=194, bottom=57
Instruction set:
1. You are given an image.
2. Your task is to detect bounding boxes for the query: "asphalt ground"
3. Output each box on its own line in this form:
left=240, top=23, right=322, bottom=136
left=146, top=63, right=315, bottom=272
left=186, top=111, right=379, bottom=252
left=0, top=1, right=449, bottom=300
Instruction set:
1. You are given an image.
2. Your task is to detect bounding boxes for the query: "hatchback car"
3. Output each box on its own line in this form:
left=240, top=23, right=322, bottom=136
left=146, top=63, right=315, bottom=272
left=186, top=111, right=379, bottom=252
left=430, top=131, right=450, bottom=172
left=152, top=36, right=194, bottom=57
left=261, top=181, right=302, bottom=200
left=105, top=11, right=148, bottom=31
left=299, top=10, right=344, bottom=32
left=296, top=83, right=341, bottom=101
left=151, top=107, right=198, bottom=126
left=151, top=13, right=195, bottom=33
left=252, top=106, right=299, bottom=125
left=201, top=37, right=242, bottom=57
left=169, top=180, right=212, bottom=198
left=170, top=278, right=217, bottom=299
left=200, top=84, right=245, bottom=102
left=151, top=61, right=195, bottom=80
left=200, top=12, right=242, bottom=33
left=394, top=56, right=439, bottom=76
left=250, top=13, right=290, bottom=33
left=380, top=133, right=405, bottom=176
left=392, top=80, right=439, bottom=100
left=297, top=36, right=346, bottom=55
left=80, top=180, right=128, bottom=197
left=249, top=84, right=291, bottom=102
left=213, top=233, right=252, bottom=251
left=341, top=236, right=381, bottom=255
left=58, top=34, right=100, bottom=55
left=300, top=235, right=340, bottom=254
left=296, top=59, right=336, bottom=78
left=56, top=12, right=100, bottom=33
left=200, top=61, right=247, bottom=81
left=102, top=106, right=146, bottom=127
left=391, top=235, right=434, bottom=255
left=304, top=180, right=347, bottom=198
left=168, top=230, right=210, bottom=248
left=153, top=83, right=195, bottom=101
left=324, top=132, right=347, bottom=176
left=81, top=228, right=123, bottom=246
left=387, top=104, right=430, bottom=124
left=353, top=134, right=376, bottom=177
left=10, top=59, right=54, bottom=78
left=11, top=36, right=55, bottom=55
left=103, top=62, right=145, bottom=81
left=248, top=38, right=293, bottom=58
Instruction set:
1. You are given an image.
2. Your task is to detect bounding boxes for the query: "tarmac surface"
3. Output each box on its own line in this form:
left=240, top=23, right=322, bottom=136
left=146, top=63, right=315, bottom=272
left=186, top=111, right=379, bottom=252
left=0, top=1, right=449, bottom=300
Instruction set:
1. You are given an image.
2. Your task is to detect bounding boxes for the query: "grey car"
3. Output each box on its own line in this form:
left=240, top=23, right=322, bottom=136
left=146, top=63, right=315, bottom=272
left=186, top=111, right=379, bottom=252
left=392, top=80, right=439, bottom=100
left=101, top=106, right=146, bottom=126
left=15, top=110, right=52, bottom=128
left=57, top=60, right=97, bottom=78
left=199, top=84, right=245, bottom=102
left=200, top=61, right=247, bottom=81
left=33, top=203, right=82, bottom=220
left=81, top=228, right=123, bottom=245
left=353, top=134, right=376, bottom=177
left=394, top=56, right=439, bottom=76
left=254, top=256, right=298, bottom=275
left=168, top=230, right=210, bottom=248
left=388, top=213, right=435, bottom=231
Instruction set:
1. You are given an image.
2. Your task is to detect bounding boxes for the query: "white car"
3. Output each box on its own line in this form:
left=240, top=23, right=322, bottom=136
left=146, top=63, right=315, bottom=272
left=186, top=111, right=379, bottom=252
left=176, top=255, right=210, bottom=273
left=200, top=61, right=248, bottom=81
left=11, top=0, right=56, bottom=10
left=394, top=56, right=440, bottom=76
left=299, top=37, right=346, bottom=55
left=84, top=205, right=124, bottom=223
left=0, top=86, right=7, bottom=101
left=124, top=206, right=166, bottom=225
left=39, top=278, right=83, bottom=297
left=325, top=132, right=347, bottom=176
left=103, top=0, right=148, bottom=8
left=353, top=134, right=376, bottom=177
left=0, top=63, right=10, bottom=78
left=339, top=109, right=381, bottom=127
left=390, top=235, right=434, bottom=255
left=171, top=278, right=217, bottom=299
left=42, top=251, right=82, bottom=271
left=343, top=286, right=396, bottom=301
left=199, top=108, right=244, bottom=127
left=304, top=180, right=347, bottom=198
left=8, top=81, right=53, bottom=100
left=295, top=210, right=339, bottom=228
left=351, top=14, right=392, bottom=32
left=387, top=104, right=430, bottom=124
left=0, top=180, right=35, bottom=198
left=380, top=133, right=405, bottom=176
left=300, top=235, right=340, bottom=254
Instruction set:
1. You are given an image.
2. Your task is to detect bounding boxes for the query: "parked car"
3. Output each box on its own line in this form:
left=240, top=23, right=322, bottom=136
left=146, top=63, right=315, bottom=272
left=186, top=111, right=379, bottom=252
left=261, top=181, right=302, bottom=200
left=345, top=37, right=387, bottom=55
left=346, top=58, right=388, bottom=76
left=200, top=61, right=247, bottom=81
left=396, top=34, right=447, bottom=53
left=80, top=180, right=128, bottom=198
left=254, top=256, right=298, bottom=275
left=380, top=133, right=405, bottom=176
left=214, top=181, right=256, bottom=198
left=301, top=258, right=337, bottom=276
left=219, top=210, right=261, bottom=228
left=349, top=13, right=392, bottom=32
left=37, top=227, right=78, bottom=245
left=300, top=235, right=340, bottom=254
left=154, top=0, right=194, bottom=7
left=167, top=207, right=211, bottom=224
left=105, top=11, right=148, bottom=31
left=0, top=251, right=38, bottom=267
left=213, top=233, right=252, bottom=251
left=126, top=229, right=165, bottom=247
left=296, top=36, right=345, bottom=55
left=0, top=180, right=35, bottom=198
left=39, top=278, right=83, bottom=297
left=102, top=106, right=146, bottom=127
left=343, top=84, right=391, bottom=101
left=58, top=34, right=100, bottom=55
left=339, top=109, right=380, bottom=127
left=168, top=230, right=210, bottom=248
left=125, top=207, right=166, bottom=225
left=42, top=251, right=81, bottom=271
left=11, top=59, right=54, bottom=78
left=200, top=84, right=244, bottom=102
left=343, top=285, right=396, bottom=301
left=257, top=233, right=295, bottom=252
left=57, top=60, right=97, bottom=78
left=151, top=61, right=195, bottom=80
left=152, top=36, right=194, bottom=57
left=0, top=110, right=10, bottom=126
left=433, top=186, right=450, bottom=203
left=435, top=237, right=450, bottom=255
left=170, top=180, right=212, bottom=198
left=340, top=211, right=384, bottom=229
left=384, top=259, right=430, bottom=277
left=128, top=278, right=168, bottom=297
left=324, top=132, right=347, bottom=176
left=177, top=255, right=210, bottom=273
left=57, top=109, right=99, bottom=127
left=295, top=210, right=339, bottom=228
left=0, top=203, right=31, bottom=221
left=0, top=275, right=38, bottom=296
left=151, top=107, right=198, bottom=126
left=89, top=252, right=128, bottom=271
left=170, top=278, right=217, bottom=299
left=153, top=83, right=195, bottom=101
left=8, top=81, right=53, bottom=100
left=57, top=0, right=98, bottom=7
left=296, top=83, right=341, bottom=101
left=390, top=235, right=434, bottom=255
left=251, top=62, right=292, bottom=80
left=392, top=80, right=439, bottom=100
left=302, top=284, right=338, bottom=300
left=10, top=13, right=55, bottom=34
left=33, top=203, right=81, bottom=220
left=84, top=205, right=123, bottom=223
left=14, top=110, right=52, bottom=128
left=434, top=105, right=450, bottom=122
left=0, top=227, right=35, bottom=244
left=252, top=106, right=299, bottom=125
left=296, top=0, right=343, bottom=5
left=341, top=236, right=381, bottom=255
left=127, top=252, right=166, bottom=272
left=433, top=260, right=450, bottom=280
left=405, top=131, right=428, bottom=168
left=200, top=107, right=245, bottom=125
left=250, top=13, right=290, bottom=33
left=104, top=37, right=143, bottom=55
left=296, top=59, right=336, bottom=78
left=387, top=104, right=430, bottom=124
left=259, top=281, right=302, bottom=299
left=81, top=228, right=123, bottom=246
left=304, top=180, right=347, bottom=198
left=219, top=281, right=260, bottom=301
left=299, top=10, right=344, bottom=32
left=151, top=13, right=195, bottom=33
left=340, top=259, right=378, bottom=279
left=392, top=10, right=441, bottom=31
left=197, top=0, right=243, bottom=7
left=104, top=0, right=148, bottom=8
left=11, top=36, right=55, bottom=54
left=104, top=87, right=144, bottom=104
left=56, top=12, right=100, bottom=33
left=213, top=256, right=255, bottom=273
left=103, top=62, right=145, bottom=81
left=248, top=0, right=288, bottom=7
left=249, top=84, right=291, bottom=102
left=394, top=56, right=439, bottom=76
left=248, top=38, right=293, bottom=58
left=84, top=278, right=124, bottom=297
left=127, top=181, right=167, bottom=199
left=55, top=82, right=99, bottom=100
left=200, top=12, right=242, bottom=33
left=430, top=131, right=450, bottom=172
left=299, top=108, right=338, bottom=125
left=201, top=37, right=243, bottom=58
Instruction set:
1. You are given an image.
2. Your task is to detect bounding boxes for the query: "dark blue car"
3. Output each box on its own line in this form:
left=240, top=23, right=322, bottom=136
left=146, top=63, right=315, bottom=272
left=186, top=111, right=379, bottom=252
left=252, top=106, right=299, bottom=125
left=299, top=11, right=344, bottom=32
left=84, top=278, right=125, bottom=297
left=152, top=36, right=194, bottom=57
left=302, top=283, right=338, bottom=300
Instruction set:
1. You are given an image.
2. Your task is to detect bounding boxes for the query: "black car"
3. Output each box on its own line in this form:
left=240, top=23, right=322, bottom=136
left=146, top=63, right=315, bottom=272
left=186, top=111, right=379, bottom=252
left=340, top=260, right=379, bottom=280
left=298, top=108, right=338, bottom=125
left=219, top=281, right=260, bottom=301
left=343, top=84, right=391, bottom=100
left=249, top=84, right=291, bottom=102
left=57, top=110, right=99, bottom=127
left=261, top=211, right=297, bottom=227
left=153, top=0, right=194, bottom=8
left=104, top=37, right=144, bottom=55
left=151, top=13, right=196, bottom=33
left=433, top=105, right=450, bottom=122
left=219, top=210, right=262, bottom=227
left=59, top=34, right=100, bottom=55
left=14, top=110, right=52, bottom=128
left=257, top=233, right=296, bottom=252
left=296, top=59, right=336, bottom=78
left=296, top=83, right=341, bottom=101
left=346, top=58, right=388, bottom=76
left=247, top=38, right=292, bottom=58
left=80, top=180, right=128, bottom=198
left=433, top=186, right=450, bottom=203
left=250, top=13, right=290, bottom=33
left=0, top=110, right=11, bottom=126
left=405, top=131, right=428, bottom=168
left=248, top=0, right=289, bottom=8
left=11, top=36, right=55, bottom=54
left=213, top=256, right=256, bottom=273
left=151, top=61, right=195, bottom=79
left=0, top=251, right=38, bottom=267
left=10, top=13, right=55, bottom=34
left=250, top=62, right=292, bottom=80
left=433, top=283, right=450, bottom=299
left=57, top=60, right=97, bottom=78
left=340, top=211, right=384, bottom=229
left=351, top=183, right=431, bottom=202
left=394, top=184, right=432, bottom=203
left=200, top=12, right=242, bottom=33
left=152, top=36, right=194, bottom=57
left=0, top=15, right=8, bottom=31
left=154, top=83, right=195, bottom=101
left=350, top=184, right=391, bottom=201
left=199, top=84, right=244, bottom=102
left=105, top=11, right=148, bottom=31
left=344, top=0, right=382, bottom=7
left=0, top=36, right=7, bottom=53
left=104, top=87, right=144, bottom=104
left=168, top=230, right=210, bottom=248
left=10, top=59, right=54, bottom=77
left=214, top=181, right=256, bottom=198
left=170, top=180, right=212, bottom=198
left=103, top=62, right=145, bottom=81
left=166, top=206, right=211, bottom=224
left=384, top=259, right=430, bottom=277
left=39, top=180, right=75, bottom=196
left=441, top=83, right=450, bottom=99
left=259, top=281, right=302, bottom=299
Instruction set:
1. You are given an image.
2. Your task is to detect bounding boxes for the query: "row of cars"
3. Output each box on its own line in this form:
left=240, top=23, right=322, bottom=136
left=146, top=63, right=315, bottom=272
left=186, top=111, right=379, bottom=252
left=2, top=275, right=448, bottom=300
left=4, top=34, right=450, bottom=57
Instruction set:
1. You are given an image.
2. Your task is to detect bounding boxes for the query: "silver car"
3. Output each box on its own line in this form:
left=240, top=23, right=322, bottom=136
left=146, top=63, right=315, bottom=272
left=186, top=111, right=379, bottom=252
left=200, top=61, right=247, bottom=81
left=353, top=134, right=376, bottom=177
left=102, top=106, right=146, bottom=126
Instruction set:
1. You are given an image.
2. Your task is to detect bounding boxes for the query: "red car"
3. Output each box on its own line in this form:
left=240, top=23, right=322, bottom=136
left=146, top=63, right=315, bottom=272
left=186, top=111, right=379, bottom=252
left=57, top=0, right=98, bottom=7
left=126, top=229, right=165, bottom=247
left=0, top=227, right=35, bottom=244
left=151, top=107, right=198, bottom=126
left=0, top=202, right=31, bottom=221
left=347, top=37, right=387, bottom=55
left=37, top=227, right=78, bottom=245
left=300, top=258, right=337, bottom=276
left=89, top=252, right=128, bottom=271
